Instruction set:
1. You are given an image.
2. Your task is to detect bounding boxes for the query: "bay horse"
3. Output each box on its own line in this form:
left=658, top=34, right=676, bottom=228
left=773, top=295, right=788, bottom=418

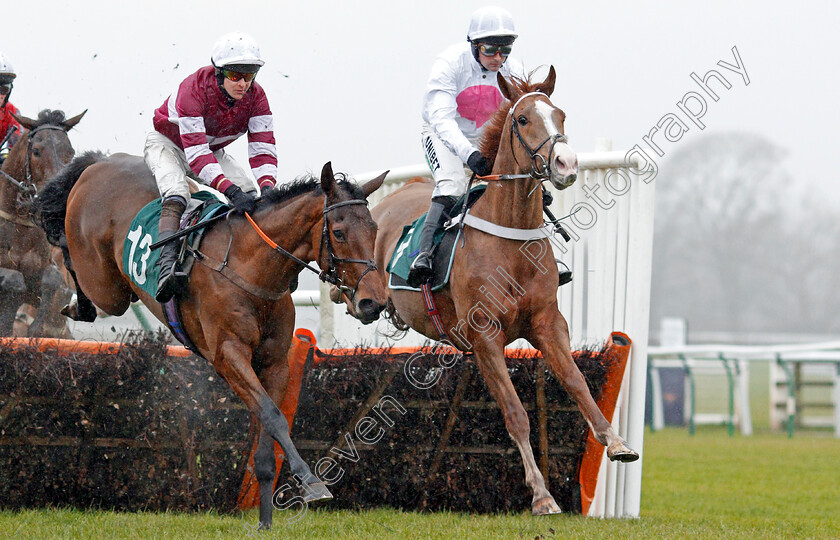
left=368, top=67, right=638, bottom=515
left=34, top=153, right=388, bottom=529
left=0, top=108, right=85, bottom=337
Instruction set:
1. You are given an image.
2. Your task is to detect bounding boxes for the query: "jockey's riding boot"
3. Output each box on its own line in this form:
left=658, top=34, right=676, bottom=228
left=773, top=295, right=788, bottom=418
left=155, top=197, right=187, bottom=303
left=407, top=196, right=453, bottom=288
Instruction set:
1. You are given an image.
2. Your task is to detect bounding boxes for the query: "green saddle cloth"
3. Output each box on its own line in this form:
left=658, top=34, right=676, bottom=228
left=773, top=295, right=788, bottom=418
left=122, top=191, right=224, bottom=298
left=386, top=185, right=486, bottom=290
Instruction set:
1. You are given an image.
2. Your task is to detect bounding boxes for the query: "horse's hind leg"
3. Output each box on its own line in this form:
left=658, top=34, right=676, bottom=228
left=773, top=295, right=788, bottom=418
left=473, top=342, right=561, bottom=515
left=529, top=311, right=638, bottom=462
left=57, top=239, right=97, bottom=322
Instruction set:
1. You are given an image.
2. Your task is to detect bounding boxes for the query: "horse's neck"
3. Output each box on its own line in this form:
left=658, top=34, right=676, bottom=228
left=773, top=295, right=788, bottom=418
left=471, top=170, right=543, bottom=230
left=248, top=193, right=324, bottom=267
left=0, top=154, right=24, bottom=215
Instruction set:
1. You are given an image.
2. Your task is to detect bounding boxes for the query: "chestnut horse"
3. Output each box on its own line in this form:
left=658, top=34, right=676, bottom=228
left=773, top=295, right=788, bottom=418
left=0, top=109, right=85, bottom=337
left=34, top=153, right=388, bottom=529
left=368, top=68, right=638, bottom=515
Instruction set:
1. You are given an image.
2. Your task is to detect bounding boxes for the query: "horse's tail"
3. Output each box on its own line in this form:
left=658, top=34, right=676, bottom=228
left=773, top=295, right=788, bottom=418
left=32, top=151, right=106, bottom=246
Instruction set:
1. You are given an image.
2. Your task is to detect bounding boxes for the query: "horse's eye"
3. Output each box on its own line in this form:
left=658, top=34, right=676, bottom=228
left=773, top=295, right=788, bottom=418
left=518, top=115, right=528, bottom=126
left=333, top=229, right=346, bottom=242
left=32, top=147, right=41, bottom=158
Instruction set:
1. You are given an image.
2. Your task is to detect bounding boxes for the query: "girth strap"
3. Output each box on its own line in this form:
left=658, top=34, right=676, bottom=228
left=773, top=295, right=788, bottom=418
left=192, top=249, right=285, bottom=301
left=461, top=213, right=554, bottom=242
left=421, top=283, right=449, bottom=341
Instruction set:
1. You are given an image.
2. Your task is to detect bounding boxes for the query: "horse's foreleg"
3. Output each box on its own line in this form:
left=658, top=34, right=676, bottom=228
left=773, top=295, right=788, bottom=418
left=29, top=265, right=73, bottom=338
left=473, top=343, right=561, bottom=515
left=530, top=313, right=638, bottom=462
left=0, top=269, right=26, bottom=336
left=252, top=338, right=301, bottom=530
left=213, top=338, right=332, bottom=515
left=254, top=428, right=277, bottom=529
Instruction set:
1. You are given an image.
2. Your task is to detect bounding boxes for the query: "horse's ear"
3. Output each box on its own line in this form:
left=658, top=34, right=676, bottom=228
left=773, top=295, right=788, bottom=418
left=497, top=72, right=518, bottom=102
left=12, top=112, right=37, bottom=131
left=320, top=161, right=336, bottom=196
left=360, top=170, right=388, bottom=198
left=62, top=110, right=87, bottom=131
left=535, top=66, right=556, bottom=97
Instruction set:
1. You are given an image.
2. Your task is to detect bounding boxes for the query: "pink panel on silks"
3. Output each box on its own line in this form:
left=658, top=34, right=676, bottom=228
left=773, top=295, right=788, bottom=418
left=456, top=85, right=503, bottom=128
left=578, top=332, right=632, bottom=516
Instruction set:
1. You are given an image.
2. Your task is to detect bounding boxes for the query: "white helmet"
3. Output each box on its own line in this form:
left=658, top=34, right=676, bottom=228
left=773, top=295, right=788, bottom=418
left=0, top=52, right=16, bottom=85
left=211, top=32, right=265, bottom=69
left=466, top=6, right=518, bottom=42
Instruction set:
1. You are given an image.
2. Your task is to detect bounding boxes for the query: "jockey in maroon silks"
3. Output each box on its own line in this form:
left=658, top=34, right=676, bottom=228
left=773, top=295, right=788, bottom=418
left=144, top=32, right=278, bottom=303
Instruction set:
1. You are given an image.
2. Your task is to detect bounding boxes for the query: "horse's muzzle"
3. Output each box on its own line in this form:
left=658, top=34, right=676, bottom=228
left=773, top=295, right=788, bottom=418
left=356, top=298, right=385, bottom=324
left=550, top=142, right=578, bottom=190
left=551, top=172, right=577, bottom=190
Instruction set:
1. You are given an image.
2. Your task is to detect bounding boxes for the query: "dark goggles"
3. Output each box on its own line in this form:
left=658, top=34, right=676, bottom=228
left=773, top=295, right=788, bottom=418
left=0, top=84, right=10, bottom=95
left=478, top=43, right=512, bottom=57
left=221, top=69, right=257, bottom=83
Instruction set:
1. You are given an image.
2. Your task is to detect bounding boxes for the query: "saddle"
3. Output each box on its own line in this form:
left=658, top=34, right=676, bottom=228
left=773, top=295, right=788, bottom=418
left=387, top=186, right=487, bottom=292
left=122, top=191, right=227, bottom=299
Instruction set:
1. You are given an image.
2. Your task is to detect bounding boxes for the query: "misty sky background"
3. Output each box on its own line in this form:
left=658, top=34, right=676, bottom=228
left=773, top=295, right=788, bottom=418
left=7, top=1, right=837, bottom=202
left=5, top=1, right=838, bottom=341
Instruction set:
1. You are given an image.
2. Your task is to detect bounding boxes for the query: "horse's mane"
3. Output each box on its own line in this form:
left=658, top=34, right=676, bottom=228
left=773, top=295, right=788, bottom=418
left=33, top=151, right=106, bottom=246
left=260, top=172, right=366, bottom=207
left=479, top=71, right=545, bottom=165
left=29, top=109, right=68, bottom=129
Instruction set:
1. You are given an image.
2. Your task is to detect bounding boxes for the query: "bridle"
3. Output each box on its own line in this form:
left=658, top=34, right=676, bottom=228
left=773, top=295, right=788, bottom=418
left=507, top=91, right=568, bottom=181
left=0, top=123, right=67, bottom=205
left=245, top=194, right=378, bottom=303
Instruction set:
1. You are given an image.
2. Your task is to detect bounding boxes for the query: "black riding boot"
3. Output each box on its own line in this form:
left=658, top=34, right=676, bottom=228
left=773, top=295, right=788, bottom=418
left=407, top=196, right=453, bottom=288
left=155, top=197, right=187, bottom=303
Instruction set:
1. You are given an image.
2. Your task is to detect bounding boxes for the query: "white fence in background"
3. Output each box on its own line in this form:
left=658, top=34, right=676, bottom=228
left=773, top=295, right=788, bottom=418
left=318, top=140, right=656, bottom=519
left=647, top=343, right=840, bottom=438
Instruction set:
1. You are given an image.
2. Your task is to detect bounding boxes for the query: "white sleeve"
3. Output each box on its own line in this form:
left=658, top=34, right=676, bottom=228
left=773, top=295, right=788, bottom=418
left=422, top=57, right=477, bottom=163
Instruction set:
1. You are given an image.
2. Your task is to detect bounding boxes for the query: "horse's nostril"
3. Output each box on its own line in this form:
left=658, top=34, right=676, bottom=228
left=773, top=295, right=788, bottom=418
left=358, top=298, right=375, bottom=313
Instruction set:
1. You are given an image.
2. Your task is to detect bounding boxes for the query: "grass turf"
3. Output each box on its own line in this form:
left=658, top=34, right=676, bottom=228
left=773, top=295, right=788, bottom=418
left=1, top=427, right=838, bottom=539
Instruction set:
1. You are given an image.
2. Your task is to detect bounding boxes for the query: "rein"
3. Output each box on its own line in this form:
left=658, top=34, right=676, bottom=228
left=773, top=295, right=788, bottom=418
left=243, top=196, right=377, bottom=302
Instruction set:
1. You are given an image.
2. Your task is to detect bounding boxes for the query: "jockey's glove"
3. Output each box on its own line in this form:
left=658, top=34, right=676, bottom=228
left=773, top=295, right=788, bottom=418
left=224, top=185, right=257, bottom=214
left=260, top=183, right=274, bottom=197
left=467, top=151, right=492, bottom=176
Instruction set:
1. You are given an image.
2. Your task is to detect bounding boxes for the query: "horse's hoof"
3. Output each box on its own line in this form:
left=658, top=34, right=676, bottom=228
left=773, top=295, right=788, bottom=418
left=302, top=481, right=333, bottom=503
left=257, top=521, right=271, bottom=530
left=531, top=495, right=562, bottom=516
left=607, top=442, right=640, bottom=463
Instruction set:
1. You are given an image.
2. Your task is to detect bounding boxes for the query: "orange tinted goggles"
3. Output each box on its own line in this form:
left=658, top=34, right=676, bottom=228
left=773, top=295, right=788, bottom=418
left=221, top=69, right=257, bottom=83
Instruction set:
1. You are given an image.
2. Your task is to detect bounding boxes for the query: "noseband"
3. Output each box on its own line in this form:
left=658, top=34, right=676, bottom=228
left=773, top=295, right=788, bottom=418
left=508, top=92, right=568, bottom=180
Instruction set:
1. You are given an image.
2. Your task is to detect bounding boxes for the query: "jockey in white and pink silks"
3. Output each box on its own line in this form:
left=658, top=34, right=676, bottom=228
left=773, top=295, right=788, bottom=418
left=408, top=6, right=525, bottom=287
left=144, top=32, right=278, bottom=303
